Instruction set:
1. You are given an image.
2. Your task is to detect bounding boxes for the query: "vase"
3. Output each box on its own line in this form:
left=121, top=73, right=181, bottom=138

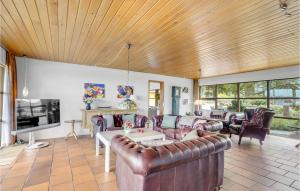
left=86, top=103, right=91, bottom=110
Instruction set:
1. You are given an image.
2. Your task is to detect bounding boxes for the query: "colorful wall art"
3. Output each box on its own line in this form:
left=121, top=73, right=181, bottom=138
left=117, top=85, right=134, bottom=98
left=84, top=83, right=105, bottom=98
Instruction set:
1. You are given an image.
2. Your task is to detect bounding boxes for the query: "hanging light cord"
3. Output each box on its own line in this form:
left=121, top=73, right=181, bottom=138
left=127, top=43, right=132, bottom=85
left=24, top=61, right=28, bottom=87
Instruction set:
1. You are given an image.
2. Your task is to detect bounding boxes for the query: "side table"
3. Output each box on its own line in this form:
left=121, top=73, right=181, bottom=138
left=65, top=120, right=82, bottom=140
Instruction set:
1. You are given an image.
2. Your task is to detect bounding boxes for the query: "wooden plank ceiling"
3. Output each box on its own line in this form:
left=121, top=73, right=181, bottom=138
left=0, top=0, right=299, bottom=78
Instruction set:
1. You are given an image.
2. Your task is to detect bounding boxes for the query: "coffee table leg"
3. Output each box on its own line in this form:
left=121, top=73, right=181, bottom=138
left=96, top=138, right=99, bottom=156
left=104, top=146, right=110, bottom=173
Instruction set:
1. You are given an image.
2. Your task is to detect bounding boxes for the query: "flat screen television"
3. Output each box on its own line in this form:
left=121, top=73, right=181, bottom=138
left=16, top=99, right=60, bottom=133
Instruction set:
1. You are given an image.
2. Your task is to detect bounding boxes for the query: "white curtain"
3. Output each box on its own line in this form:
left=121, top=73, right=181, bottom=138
left=1, top=66, right=11, bottom=147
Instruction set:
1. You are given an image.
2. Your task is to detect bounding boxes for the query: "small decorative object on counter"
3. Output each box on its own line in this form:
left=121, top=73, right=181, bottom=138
left=123, top=120, right=134, bottom=134
left=83, top=95, right=94, bottom=110
left=185, top=112, right=193, bottom=116
left=118, top=99, right=138, bottom=110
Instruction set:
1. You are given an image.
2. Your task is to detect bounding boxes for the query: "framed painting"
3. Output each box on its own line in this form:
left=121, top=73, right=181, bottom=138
left=117, top=85, right=134, bottom=98
left=84, top=83, right=105, bottom=98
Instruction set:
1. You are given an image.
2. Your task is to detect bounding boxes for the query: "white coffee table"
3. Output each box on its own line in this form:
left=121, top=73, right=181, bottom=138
left=95, top=129, right=165, bottom=172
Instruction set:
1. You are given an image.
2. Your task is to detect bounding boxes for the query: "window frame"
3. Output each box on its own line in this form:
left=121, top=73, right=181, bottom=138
left=0, top=64, right=5, bottom=120
left=199, top=77, right=300, bottom=120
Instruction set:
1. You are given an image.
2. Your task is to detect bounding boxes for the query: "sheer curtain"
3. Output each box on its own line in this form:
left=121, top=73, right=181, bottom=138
left=1, top=65, right=11, bottom=147
left=0, top=51, right=17, bottom=147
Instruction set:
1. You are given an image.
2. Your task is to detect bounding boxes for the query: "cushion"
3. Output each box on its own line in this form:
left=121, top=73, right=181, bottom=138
left=182, top=129, right=198, bottom=141
left=103, top=115, right=114, bottom=128
left=178, top=116, right=196, bottom=128
left=224, top=112, right=232, bottom=121
left=201, top=109, right=211, bottom=118
left=161, top=115, right=177, bottom=128
left=113, top=115, right=123, bottom=127
left=211, top=109, right=225, bottom=117
left=122, top=114, right=135, bottom=124
left=195, top=119, right=207, bottom=124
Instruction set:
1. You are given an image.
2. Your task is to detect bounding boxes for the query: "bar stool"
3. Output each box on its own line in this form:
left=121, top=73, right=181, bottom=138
left=65, top=120, right=82, bottom=140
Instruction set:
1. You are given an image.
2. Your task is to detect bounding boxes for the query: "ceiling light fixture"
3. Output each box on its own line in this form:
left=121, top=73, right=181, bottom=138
left=279, top=0, right=292, bottom=16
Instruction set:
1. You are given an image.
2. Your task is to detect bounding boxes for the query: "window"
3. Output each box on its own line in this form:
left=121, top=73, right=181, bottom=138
left=217, top=84, right=237, bottom=98
left=200, top=85, right=215, bottom=98
left=240, top=81, right=268, bottom=111
left=240, top=99, right=267, bottom=111
left=216, top=83, right=238, bottom=111
left=269, top=78, right=300, bottom=98
left=217, top=99, right=238, bottom=111
left=269, top=78, right=300, bottom=119
left=201, top=99, right=215, bottom=110
left=199, top=77, right=300, bottom=132
left=270, top=99, right=299, bottom=119
left=199, top=85, right=216, bottom=110
left=240, top=81, right=267, bottom=98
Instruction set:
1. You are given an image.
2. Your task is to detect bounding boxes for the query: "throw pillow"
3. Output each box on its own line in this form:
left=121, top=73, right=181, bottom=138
left=161, top=115, right=177, bottom=128
left=201, top=109, right=211, bottom=118
left=179, top=116, right=195, bottom=127
left=182, top=129, right=198, bottom=141
left=122, top=114, right=135, bottom=124
left=103, top=115, right=114, bottom=129
left=224, top=112, right=232, bottom=121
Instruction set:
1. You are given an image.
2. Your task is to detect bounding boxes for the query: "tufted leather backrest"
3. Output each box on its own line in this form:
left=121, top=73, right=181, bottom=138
left=244, top=108, right=256, bottom=121
left=135, top=115, right=148, bottom=127
left=111, top=133, right=231, bottom=176
left=250, top=108, right=274, bottom=128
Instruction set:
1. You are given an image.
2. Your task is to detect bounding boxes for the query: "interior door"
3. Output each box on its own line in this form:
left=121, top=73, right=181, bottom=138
left=148, top=80, right=164, bottom=118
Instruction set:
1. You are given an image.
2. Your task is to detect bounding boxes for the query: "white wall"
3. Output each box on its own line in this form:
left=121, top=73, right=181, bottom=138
left=16, top=57, right=193, bottom=139
left=199, top=65, right=300, bottom=85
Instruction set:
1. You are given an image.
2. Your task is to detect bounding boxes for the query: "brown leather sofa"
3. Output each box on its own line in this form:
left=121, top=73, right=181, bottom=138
left=152, top=115, right=223, bottom=140
left=195, top=109, right=244, bottom=129
left=91, top=114, right=148, bottom=134
left=111, top=131, right=231, bottom=191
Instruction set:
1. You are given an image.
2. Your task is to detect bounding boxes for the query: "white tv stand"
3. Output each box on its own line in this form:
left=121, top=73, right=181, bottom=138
left=26, top=132, right=49, bottom=150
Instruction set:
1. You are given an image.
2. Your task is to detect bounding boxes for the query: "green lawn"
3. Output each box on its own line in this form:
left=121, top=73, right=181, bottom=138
left=271, top=118, right=300, bottom=131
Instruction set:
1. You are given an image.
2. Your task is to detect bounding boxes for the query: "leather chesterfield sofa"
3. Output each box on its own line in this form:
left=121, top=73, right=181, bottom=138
left=195, top=109, right=244, bottom=129
left=91, top=114, right=148, bottom=135
left=152, top=115, right=223, bottom=140
left=111, top=131, right=231, bottom=191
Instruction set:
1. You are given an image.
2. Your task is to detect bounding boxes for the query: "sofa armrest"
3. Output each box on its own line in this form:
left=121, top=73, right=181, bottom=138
left=151, top=115, right=164, bottom=127
left=91, top=115, right=105, bottom=133
left=111, top=134, right=231, bottom=176
left=135, top=115, right=148, bottom=127
left=231, top=117, right=246, bottom=125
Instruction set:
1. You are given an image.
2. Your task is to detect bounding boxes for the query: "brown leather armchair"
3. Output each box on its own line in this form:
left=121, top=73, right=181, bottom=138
left=229, top=108, right=275, bottom=145
left=111, top=131, right=231, bottom=191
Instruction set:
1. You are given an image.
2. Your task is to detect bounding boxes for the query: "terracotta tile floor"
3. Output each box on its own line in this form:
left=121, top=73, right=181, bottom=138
left=0, top=134, right=299, bottom=191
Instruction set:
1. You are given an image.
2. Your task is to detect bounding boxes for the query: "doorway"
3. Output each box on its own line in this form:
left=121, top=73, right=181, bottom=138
left=148, top=80, right=164, bottom=118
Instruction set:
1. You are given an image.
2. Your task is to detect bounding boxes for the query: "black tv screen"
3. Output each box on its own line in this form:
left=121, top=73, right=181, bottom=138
left=16, top=99, right=60, bottom=133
